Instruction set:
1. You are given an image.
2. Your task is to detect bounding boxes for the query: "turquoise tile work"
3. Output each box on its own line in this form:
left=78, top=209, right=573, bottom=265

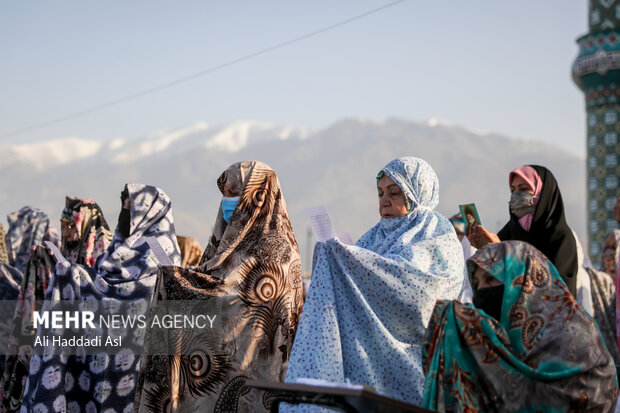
left=573, top=0, right=620, bottom=262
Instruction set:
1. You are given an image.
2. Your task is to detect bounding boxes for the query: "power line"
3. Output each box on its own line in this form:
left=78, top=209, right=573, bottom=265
left=0, top=0, right=406, bottom=140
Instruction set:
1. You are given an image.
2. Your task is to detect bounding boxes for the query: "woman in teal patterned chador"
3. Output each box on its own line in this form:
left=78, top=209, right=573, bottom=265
left=423, top=240, right=618, bottom=412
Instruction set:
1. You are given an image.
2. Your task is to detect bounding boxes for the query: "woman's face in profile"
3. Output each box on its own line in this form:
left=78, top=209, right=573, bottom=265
left=61, top=219, right=79, bottom=242
left=377, top=176, right=408, bottom=219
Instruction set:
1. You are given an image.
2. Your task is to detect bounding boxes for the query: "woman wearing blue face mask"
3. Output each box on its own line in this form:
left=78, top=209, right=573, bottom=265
left=135, top=161, right=304, bottom=413
left=466, top=165, right=578, bottom=295
left=221, top=196, right=240, bottom=223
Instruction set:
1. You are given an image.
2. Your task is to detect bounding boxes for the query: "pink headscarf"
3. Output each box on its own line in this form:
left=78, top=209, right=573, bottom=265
left=509, top=165, right=543, bottom=231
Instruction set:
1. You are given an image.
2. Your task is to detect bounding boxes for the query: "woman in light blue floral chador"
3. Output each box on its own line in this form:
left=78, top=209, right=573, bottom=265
left=284, top=157, right=465, bottom=410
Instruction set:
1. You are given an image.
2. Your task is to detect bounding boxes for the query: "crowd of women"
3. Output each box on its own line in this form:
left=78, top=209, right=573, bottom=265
left=0, top=156, right=618, bottom=412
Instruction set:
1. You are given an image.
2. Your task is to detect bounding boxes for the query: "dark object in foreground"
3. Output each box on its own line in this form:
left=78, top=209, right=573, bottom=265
left=246, top=380, right=432, bottom=413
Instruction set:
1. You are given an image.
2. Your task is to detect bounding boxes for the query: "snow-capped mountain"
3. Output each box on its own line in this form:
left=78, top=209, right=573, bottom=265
left=0, top=118, right=587, bottom=270
left=0, top=120, right=310, bottom=168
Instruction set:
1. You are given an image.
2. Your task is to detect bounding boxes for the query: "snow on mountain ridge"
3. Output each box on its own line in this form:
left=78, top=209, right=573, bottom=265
left=1, top=120, right=310, bottom=170
left=205, top=121, right=273, bottom=152
left=0, top=117, right=587, bottom=268
left=427, top=117, right=454, bottom=128
left=0, top=118, right=561, bottom=171
left=426, top=117, right=490, bottom=136
left=205, top=120, right=311, bottom=152
left=0, top=137, right=102, bottom=170
left=111, top=122, right=209, bottom=163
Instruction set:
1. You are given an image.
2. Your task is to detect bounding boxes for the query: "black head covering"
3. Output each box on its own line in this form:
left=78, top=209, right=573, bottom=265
left=497, top=165, right=578, bottom=295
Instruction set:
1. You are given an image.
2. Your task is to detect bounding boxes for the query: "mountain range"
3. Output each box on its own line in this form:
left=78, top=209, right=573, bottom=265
left=0, top=118, right=586, bottom=270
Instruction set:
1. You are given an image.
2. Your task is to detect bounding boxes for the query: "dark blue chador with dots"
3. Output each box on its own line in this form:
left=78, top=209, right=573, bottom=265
left=22, top=183, right=181, bottom=413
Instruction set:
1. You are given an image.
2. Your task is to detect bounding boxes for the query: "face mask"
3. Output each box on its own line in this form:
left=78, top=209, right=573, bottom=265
left=473, top=284, right=504, bottom=321
left=509, top=191, right=536, bottom=218
left=221, top=196, right=240, bottom=223
left=117, top=208, right=131, bottom=239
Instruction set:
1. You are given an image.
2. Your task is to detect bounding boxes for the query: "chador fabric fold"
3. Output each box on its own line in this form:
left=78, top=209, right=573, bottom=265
left=134, top=161, right=304, bottom=413
left=0, top=265, right=22, bottom=301
left=583, top=260, right=620, bottom=378
left=574, top=231, right=595, bottom=316
left=0, top=261, right=23, bottom=380
left=21, top=184, right=181, bottom=413
left=498, top=165, right=578, bottom=295
left=0, top=218, right=23, bottom=305
left=0, top=220, right=17, bottom=357
left=60, top=197, right=113, bottom=267
left=423, top=241, right=618, bottom=412
left=0, top=246, right=54, bottom=413
left=0, top=209, right=58, bottom=389
left=283, top=157, right=465, bottom=410
left=1, top=197, right=111, bottom=412
left=5, top=206, right=60, bottom=274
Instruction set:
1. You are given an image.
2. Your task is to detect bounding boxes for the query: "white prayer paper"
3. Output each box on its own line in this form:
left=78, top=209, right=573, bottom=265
left=44, top=241, right=68, bottom=264
left=305, top=206, right=336, bottom=242
left=143, top=237, right=174, bottom=267
left=336, top=232, right=354, bottom=245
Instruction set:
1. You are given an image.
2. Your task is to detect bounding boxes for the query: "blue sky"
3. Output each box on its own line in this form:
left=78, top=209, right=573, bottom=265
left=1, top=1, right=589, bottom=155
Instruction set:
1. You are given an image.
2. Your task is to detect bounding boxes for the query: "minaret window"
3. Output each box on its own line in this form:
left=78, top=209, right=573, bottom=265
left=606, top=196, right=617, bottom=210
left=588, top=113, right=598, bottom=126
left=589, top=177, right=599, bottom=191
left=604, top=110, right=618, bottom=124
left=589, top=155, right=598, bottom=169
left=590, top=198, right=599, bottom=212
left=604, top=175, right=619, bottom=189
left=603, top=153, right=618, bottom=167
left=603, top=131, right=618, bottom=145
left=591, top=9, right=601, bottom=26
left=589, top=134, right=598, bottom=147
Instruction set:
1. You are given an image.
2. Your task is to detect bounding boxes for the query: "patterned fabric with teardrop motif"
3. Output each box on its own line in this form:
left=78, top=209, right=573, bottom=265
left=134, top=161, right=304, bottom=413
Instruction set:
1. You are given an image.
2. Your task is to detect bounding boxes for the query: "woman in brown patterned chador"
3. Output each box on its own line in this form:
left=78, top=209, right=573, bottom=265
left=135, top=160, right=304, bottom=413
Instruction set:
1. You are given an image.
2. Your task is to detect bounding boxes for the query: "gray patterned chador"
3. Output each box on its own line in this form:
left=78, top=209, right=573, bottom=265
left=22, top=183, right=181, bottom=413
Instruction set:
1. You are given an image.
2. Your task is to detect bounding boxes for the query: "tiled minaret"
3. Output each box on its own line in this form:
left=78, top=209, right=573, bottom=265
left=572, top=0, right=620, bottom=261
